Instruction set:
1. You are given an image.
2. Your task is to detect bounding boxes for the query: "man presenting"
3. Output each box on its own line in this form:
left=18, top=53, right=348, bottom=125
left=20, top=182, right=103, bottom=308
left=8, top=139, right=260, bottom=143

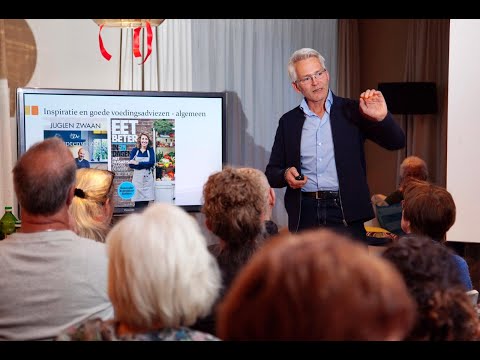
left=266, top=48, right=405, bottom=242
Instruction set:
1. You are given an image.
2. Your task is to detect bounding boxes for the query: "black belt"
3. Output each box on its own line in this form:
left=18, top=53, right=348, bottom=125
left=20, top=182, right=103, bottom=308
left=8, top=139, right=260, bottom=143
left=302, top=190, right=339, bottom=200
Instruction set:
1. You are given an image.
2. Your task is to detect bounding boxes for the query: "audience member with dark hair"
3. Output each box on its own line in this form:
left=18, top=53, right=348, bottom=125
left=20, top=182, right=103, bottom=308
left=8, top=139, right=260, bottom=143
left=401, top=179, right=472, bottom=290
left=69, top=168, right=115, bottom=242
left=0, top=137, right=113, bottom=340
left=58, top=203, right=221, bottom=341
left=383, top=235, right=480, bottom=340
left=217, top=229, right=416, bottom=340
left=193, top=167, right=271, bottom=335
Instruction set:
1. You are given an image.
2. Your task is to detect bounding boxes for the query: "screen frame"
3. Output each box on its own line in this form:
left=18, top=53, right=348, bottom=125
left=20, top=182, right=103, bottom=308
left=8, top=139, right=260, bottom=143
left=16, top=87, right=227, bottom=213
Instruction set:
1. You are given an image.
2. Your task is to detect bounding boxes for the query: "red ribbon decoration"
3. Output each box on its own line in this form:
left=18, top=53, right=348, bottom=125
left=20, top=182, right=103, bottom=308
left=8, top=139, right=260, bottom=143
left=98, top=21, right=153, bottom=64
left=142, top=21, right=153, bottom=64
left=132, top=21, right=153, bottom=64
left=133, top=26, right=142, bottom=58
left=98, top=24, right=112, bottom=61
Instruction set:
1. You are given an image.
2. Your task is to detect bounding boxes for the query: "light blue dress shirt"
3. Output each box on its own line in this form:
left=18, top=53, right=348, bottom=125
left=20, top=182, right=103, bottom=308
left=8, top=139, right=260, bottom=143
left=299, top=90, right=339, bottom=192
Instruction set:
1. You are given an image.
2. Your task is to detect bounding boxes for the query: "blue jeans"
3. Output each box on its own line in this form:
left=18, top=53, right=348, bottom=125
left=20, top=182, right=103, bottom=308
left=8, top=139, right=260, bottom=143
left=297, top=196, right=367, bottom=243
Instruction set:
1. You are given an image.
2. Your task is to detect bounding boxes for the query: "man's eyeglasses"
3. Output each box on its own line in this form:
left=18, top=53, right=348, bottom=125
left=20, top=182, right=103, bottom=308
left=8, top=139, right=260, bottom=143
left=296, top=69, right=327, bottom=85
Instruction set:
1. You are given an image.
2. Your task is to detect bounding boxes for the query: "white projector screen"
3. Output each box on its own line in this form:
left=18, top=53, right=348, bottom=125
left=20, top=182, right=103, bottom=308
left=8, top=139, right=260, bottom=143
left=447, top=19, right=480, bottom=243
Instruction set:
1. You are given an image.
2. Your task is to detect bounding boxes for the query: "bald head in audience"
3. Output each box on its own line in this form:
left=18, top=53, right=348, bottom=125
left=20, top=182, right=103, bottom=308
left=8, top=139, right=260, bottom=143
left=0, top=136, right=113, bottom=340
left=14, top=136, right=77, bottom=231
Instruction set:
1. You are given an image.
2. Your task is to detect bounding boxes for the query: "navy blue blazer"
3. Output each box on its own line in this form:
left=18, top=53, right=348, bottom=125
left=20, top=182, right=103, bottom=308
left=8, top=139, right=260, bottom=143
left=265, top=93, right=405, bottom=232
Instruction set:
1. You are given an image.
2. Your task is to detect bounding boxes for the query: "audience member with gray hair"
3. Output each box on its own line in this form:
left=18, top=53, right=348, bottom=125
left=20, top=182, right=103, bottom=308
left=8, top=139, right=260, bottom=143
left=372, top=155, right=429, bottom=206
left=0, top=137, right=113, bottom=340
left=58, top=203, right=221, bottom=341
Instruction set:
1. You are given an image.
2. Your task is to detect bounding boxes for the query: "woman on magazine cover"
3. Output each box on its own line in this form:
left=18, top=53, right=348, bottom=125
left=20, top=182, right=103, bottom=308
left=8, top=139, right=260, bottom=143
left=128, top=132, right=155, bottom=210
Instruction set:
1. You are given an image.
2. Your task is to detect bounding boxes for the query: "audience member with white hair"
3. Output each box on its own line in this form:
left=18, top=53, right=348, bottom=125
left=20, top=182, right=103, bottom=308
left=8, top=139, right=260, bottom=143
left=58, top=203, right=221, bottom=341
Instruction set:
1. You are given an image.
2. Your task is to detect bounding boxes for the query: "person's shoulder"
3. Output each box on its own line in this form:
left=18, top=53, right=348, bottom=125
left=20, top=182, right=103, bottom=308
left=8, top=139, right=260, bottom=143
left=451, top=253, right=468, bottom=267
left=280, top=106, right=303, bottom=121
left=74, top=233, right=108, bottom=249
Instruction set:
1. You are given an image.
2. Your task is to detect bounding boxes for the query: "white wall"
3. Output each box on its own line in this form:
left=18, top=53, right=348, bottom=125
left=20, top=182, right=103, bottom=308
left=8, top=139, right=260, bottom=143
left=26, top=19, right=121, bottom=89
left=447, top=19, right=480, bottom=242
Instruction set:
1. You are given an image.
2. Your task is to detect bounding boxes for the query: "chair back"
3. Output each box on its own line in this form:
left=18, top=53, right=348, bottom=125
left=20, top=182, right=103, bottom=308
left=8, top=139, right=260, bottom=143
left=375, top=203, right=405, bottom=236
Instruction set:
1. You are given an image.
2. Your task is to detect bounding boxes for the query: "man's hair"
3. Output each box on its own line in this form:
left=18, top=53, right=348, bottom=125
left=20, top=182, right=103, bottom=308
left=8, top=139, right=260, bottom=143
left=13, top=137, right=76, bottom=215
left=106, top=203, right=221, bottom=329
left=69, top=168, right=115, bottom=242
left=217, top=229, right=415, bottom=340
left=202, top=167, right=266, bottom=246
left=136, top=132, right=152, bottom=149
left=383, top=234, right=479, bottom=340
left=287, top=47, right=326, bottom=82
left=402, top=179, right=455, bottom=240
left=399, top=156, right=428, bottom=189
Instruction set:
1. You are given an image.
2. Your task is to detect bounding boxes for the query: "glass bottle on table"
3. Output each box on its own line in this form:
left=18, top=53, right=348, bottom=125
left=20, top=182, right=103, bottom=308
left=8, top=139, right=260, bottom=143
left=0, top=206, right=18, bottom=239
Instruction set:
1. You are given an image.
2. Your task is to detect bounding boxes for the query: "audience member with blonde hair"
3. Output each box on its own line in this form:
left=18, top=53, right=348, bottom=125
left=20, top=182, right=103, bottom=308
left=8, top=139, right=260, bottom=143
left=69, top=168, right=115, bottom=242
left=58, top=203, right=221, bottom=341
left=0, top=137, right=113, bottom=340
left=217, top=229, right=416, bottom=340
left=383, top=234, right=480, bottom=340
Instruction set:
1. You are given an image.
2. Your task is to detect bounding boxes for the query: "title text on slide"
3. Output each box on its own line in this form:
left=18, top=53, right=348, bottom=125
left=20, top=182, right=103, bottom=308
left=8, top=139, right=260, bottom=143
left=43, top=108, right=206, bottom=118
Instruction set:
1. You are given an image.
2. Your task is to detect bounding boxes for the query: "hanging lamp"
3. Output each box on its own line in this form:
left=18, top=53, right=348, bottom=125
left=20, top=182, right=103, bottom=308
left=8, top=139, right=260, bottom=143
left=92, top=19, right=165, bottom=64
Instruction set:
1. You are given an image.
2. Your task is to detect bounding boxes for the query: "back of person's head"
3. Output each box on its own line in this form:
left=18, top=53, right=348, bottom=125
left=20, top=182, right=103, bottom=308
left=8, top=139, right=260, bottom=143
left=402, top=179, right=455, bottom=241
left=70, top=168, right=115, bottom=242
left=237, top=167, right=274, bottom=220
left=399, top=156, right=428, bottom=189
left=383, top=234, right=479, bottom=340
left=288, top=48, right=326, bottom=82
left=383, top=234, right=464, bottom=292
left=413, top=286, right=480, bottom=340
left=202, top=167, right=267, bottom=247
left=217, top=229, right=415, bottom=340
left=13, top=137, right=76, bottom=215
left=106, top=203, right=221, bottom=331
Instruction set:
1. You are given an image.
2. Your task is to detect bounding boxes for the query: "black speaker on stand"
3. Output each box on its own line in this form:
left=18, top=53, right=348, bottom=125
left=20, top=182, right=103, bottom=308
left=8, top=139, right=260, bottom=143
left=378, top=82, right=438, bottom=157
